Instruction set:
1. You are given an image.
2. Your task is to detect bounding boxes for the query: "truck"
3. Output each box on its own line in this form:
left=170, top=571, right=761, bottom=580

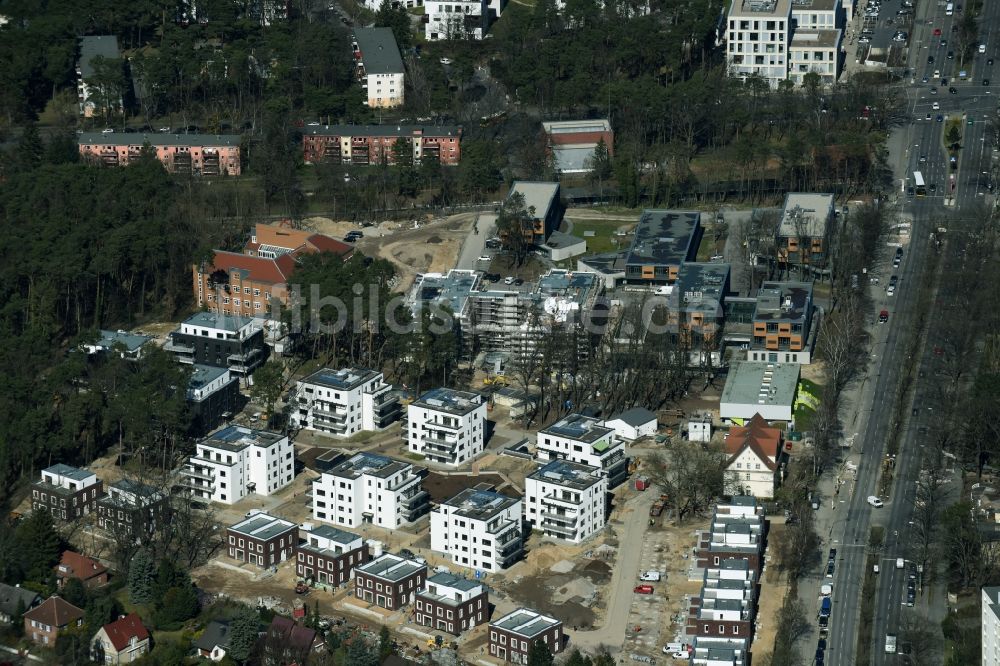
left=885, top=634, right=897, bottom=654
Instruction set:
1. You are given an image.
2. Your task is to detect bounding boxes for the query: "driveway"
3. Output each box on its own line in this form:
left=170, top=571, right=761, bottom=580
left=455, top=213, right=497, bottom=270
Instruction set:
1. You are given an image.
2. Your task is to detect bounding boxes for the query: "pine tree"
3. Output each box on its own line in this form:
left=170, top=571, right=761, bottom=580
left=379, top=624, right=393, bottom=659
left=527, top=639, right=555, bottom=666
left=227, top=606, right=260, bottom=663
left=15, top=122, right=43, bottom=172
left=128, top=550, right=156, bottom=605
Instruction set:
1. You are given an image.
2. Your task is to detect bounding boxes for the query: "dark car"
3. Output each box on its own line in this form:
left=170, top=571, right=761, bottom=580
left=826, top=561, right=835, bottom=578
left=829, top=548, right=838, bottom=560
left=989, top=58, right=995, bottom=66
left=890, top=275, right=899, bottom=287
left=950, top=86, right=958, bottom=94
left=907, top=186, right=915, bottom=196
left=928, top=56, right=935, bottom=64
left=930, top=183, right=937, bottom=192
left=818, top=639, right=827, bottom=650
left=816, top=648, right=825, bottom=664
left=948, top=51, right=955, bottom=59
left=937, top=114, right=944, bottom=122
left=985, top=79, right=992, bottom=86
left=399, top=548, right=417, bottom=559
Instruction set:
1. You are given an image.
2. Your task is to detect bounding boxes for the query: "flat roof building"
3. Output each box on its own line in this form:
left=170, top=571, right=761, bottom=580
left=525, top=460, right=607, bottom=543
left=313, top=452, right=429, bottom=528
left=777, top=192, right=835, bottom=271
left=489, top=608, right=565, bottom=662
left=623, top=210, right=701, bottom=284
left=82, top=330, right=152, bottom=360
left=749, top=281, right=815, bottom=364
left=226, top=513, right=298, bottom=568
left=431, top=486, right=524, bottom=570
left=719, top=361, right=800, bottom=423
left=538, top=414, right=629, bottom=487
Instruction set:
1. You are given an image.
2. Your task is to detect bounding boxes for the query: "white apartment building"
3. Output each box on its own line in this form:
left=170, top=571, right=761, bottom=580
left=536, top=414, right=629, bottom=487
left=790, top=0, right=841, bottom=30
left=425, top=0, right=507, bottom=41
left=984, top=586, right=1000, bottom=666
left=179, top=425, right=294, bottom=505
left=788, top=29, right=842, bottom=86
left=726, top=0, right=792, bottom=88
left=352, top=28, right=405, bottom=108
left=291, top=367, right=401, bottom=437
left=431, top=486, right=523, bottom=571
left=406, top=388, right=487, bottom=466
left=524, top=460, right=607, bottom=544
left=312, top=452, right=429, bottom=529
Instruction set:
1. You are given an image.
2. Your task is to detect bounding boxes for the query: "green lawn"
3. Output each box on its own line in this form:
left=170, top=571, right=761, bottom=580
left=793, top=377, right=822, bottom=432
left=566, top=219, right=629, bottom=254
left=696, top=234, right=718, bottom=262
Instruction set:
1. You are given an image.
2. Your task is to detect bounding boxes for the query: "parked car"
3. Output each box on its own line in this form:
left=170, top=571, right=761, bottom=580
left=504, top=276, right=515, bottom=285
left=662, top=643, right=686, bottom=654
left=867, top=495, right=885, bottom=508
left=878, top=310, right=889, bottom=323
left=634, top=585, right=654, bottom=594
left=295, top=581, right=310, bottom=594
left=639, top=571, right=662, bottom=582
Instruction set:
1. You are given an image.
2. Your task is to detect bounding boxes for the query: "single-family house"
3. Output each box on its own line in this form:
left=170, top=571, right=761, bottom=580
left=723, top=415, right=786, bottom=498
left=56, top=550, right=109, bottom=589
left=0, top=583, right=40, bottom=623
left=24, top=596, right=85, bottom=646
left=603, top=408, right=657, bottom=441
left=91, top=613, right=150, bottom=664
left=193, top=620, right=231, bottom=661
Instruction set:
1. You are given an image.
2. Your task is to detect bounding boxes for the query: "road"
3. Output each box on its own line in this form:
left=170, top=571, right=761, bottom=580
left=817, top=1, right=1000, bottom=664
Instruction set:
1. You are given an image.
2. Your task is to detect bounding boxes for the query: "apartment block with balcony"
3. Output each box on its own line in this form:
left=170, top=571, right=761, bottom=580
left=351, top=28, right=405, bottom=108
left=30, top=464, right=104, bottom=523
left=524, top=460, right=607, bottom=544
left=354, top=553, right=427, bottom=609
left=415, top=572, right=489, bottom=635
left=313, top=452, right=429, bottom=529
left=166, top=312, right=268, bottom=377
left=178, top=425, right=295, bottom=505
left=406, top=388, right=487, bottom=466
left=187, top=364, right=240, bottom=438
left=295, top=523, right=371, bottom=587
left=537, top=414, right=629, bottom=488
left=225, top=513, right=298, bottom=568
left=96, top=479, right=168, bottom=538
left=425, top=0, right=508, bottom=40
left=302, top=125, right=462, bottom=166
left=725, top=0, right=793, bottom=89
left=788, top=29, right=842, bottom=86
left=430, top=485, right=524, bottom=571
left=291, top=367, right=400, bottom=438
left=791, top=0, right=843, bottom=30
left=489, top=608, right=564, bottom=663
left=748, top=281, right=815, bottom=364
left=78, top=134, right=242, bottom=175
left=776, top=192, right=835, bottom=272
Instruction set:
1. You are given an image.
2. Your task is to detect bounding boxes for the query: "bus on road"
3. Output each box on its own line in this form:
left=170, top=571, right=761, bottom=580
left=914, top=171, right=926, bottom=197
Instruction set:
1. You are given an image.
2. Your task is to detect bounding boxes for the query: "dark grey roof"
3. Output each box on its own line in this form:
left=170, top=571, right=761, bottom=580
left=441, top=488, right=519, bottom=521
left=540, top=413, right=613, bottom=444
left=624, top=209, right=700, bottom=268
left=91, top=330, right=151, bottom=353
left=79, top=36, right=120, bottom=79
left=330, top=452, right=416, bottom=480
left=357, top=553, right=426, bottom=582
left=753, top=281, right=813, bottom=323
left=194, top=620, right=231, bottom=651
left=78, top=133, right=242, bottom=147
left=609, top=407, right=656, bottom=427
left=228, top=513, right=297, bottom=540
left=577, top=251, right=627, bottom=274
left=674, top=263, right=730, bottom=314
left=42, top=464, right=94, bottom=481
left=304, top=124, right=461, bottom=138
left=528, top=460, right=603, bottom=490
left=425, top=572, right=482, bottom=592
left=542, top=231, right=586, bottom=250
left=412, top=388, right=483, bottom=416
left=352, top=28, right=404, bottom=74
left=301, top=367, right=380, bottom=391
left=0, top=583, right=40, bottom=617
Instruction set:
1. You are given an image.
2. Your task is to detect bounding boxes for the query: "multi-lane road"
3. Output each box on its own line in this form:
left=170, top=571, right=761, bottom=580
left=820, top=1, right=999, bottom=664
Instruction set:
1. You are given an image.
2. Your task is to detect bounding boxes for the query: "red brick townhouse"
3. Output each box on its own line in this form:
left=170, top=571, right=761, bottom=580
left=193, top=221, right=352, bottom=317
left=78, top=133, right=242, bottom=175
left=302, top=124, right=462, bottom=166
left=415, top=572, right=489, bottom=635
left=295, top=523, right=371, bottom=587
left=354, top=553, right=427, bottom=610
left=226, top=513, right=298, bottom=568
left=489, top=607, right=565, bottom=662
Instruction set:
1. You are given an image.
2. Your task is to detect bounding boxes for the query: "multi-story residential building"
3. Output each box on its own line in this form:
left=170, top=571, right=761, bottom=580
left=725, top=0, right=793, bottom=89
left=983, top=586, right=1000, bottom=665
left=425, top=0, right=508, bottom=40
left=431, top=486, right=524, bottom=571
left=96, top=480, right=169, bottom=538
left=776, top=192, right=834, bottom=272
left=537, top=414, right=629, bottom=487
left=622, top=209, right=701, bottom=285
left=669, top=262, right=731, bottom=352
left=55, top=550, right=109, bottom=590
left=78, top=134, right=242, bottom=175
left=225, top=512, right=298, bottom=567
left=24, top=596, right=84, bottom=647
left=178, top=425, right=295, bottom=505
left=91, top=613, right=150, bottom=664
left=291, top=367, right=400, bottom=437
left=302, top=125, right=462, bottom=166
left=406, top=388, right=487, bottom=465
left=243, top=221, right=354, bottom=260
left=165, top=312, right=268, bottom=377
left=312, top=452, right=429, bottom=529
left=524, top=460, right=607, bottom=544
left=415, top=572, right=489, bottom=635
left=489, top=608, right=565, bottom=663
left=723, top=414, right=786, bottom=498
left=77, top=36, right=122, bottom=117
left=690, top=636, right=748, bottom=666
left=187, top=364, right=240, bottom=437
left=351, top=28, right=405, bottom=108
left=687, top=583, right=757, bottom=641
left=748, top=281, right=815, bottom=364
left=504, top=182, right=563, bottom=245
left=695, top=497, right=768, bottom=572
left=701, top=559, right=759, bottom=612
left=788, top=29, right=842, bottom=86
left=354, top=553, right=427, bottom=610
left=295, top=523, right=371, bottom=587
left=541, top=119, right=614, bottom=174
left=790, top=0, right=842, bottom=30
left=81, top=330, right=151, bottom=360
left=30, top=464, right=103, bottom=522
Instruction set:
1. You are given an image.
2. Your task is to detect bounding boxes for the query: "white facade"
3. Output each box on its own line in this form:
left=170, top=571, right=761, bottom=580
left=291, top=367, right=400, bottom=437
left=425, top=0, right=505, bottom=40
left=187, top=364, right=235, bottom=401
left=603, top=408, right=657, bottom=441
left=725, top=445, right=779, bottom=498
left=39, top=464, right=100, bottom=493
left=984, top=586, right=1000, bottom=666
left=791, top=0, right=840, bottom=30
left=179, top=426, right=294, bottom=505
left=524, top=460, right=607, bottom=544
left=365, top=71, right=405, bottom=108
left=406, top=388, right=487, bottom=466
left=726, top=0, right=792, bottom=89
left=537, top=414, right=629, bottom=486
left=788, top=29, right=841, bottom=86
left=312, top=452, right=429, bottom=529
left=430, top=487, right=524, bottom=571
left=691, top=636, right=748, bottom=666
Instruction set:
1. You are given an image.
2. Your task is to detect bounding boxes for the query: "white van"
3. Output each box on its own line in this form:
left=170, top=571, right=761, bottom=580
left=946, top=3, right=954, bottom=15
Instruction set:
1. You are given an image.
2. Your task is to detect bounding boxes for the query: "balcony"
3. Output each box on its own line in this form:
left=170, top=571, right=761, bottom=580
left=176, top=477, right=214, bottom=493
left=542, top=493, right=580, bottom=510
left=540, top=521, right=578, bottom=538
left=181, top=467, right=216, bottom=482
left=540, top=511, right=577, bottom=526
left=164, top=339, right=195, bottom=355
left=401, top=490, right=429, bottom=509
left=227, top=348, right=262, bottom=363
left=423, top=438, right=457, bottom=454
left=424, top=419, right=461, bottom=432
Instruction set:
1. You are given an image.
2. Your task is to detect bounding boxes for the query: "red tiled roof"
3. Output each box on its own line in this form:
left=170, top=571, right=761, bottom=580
left=23, top=596, right=84, bottom=627
left=102, top=613, right=149, bottom=651
left=57, top=550, right=107, bottom=581
left=269, top=616, right=317, bottom=651
left=210, top=251, right=294, bottom=285
left=723, top=414, right=782, bottom=472
left=305, top=234, right=353, bottom=255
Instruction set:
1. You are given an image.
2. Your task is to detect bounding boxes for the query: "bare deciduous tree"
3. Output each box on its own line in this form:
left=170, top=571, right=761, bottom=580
left=645, top=444, right=726, bottom=523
